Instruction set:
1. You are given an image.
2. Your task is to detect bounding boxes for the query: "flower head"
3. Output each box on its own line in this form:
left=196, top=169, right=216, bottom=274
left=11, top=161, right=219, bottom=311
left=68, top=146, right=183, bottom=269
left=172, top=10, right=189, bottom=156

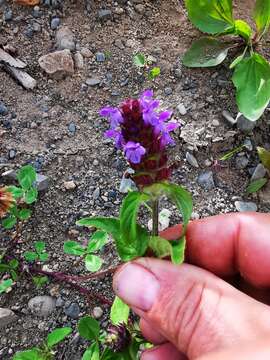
left=106, top=323, right=131, bottom=352
left=100, top=90, right=180, bottom=187
left=0, top=187, right=15, bottom=218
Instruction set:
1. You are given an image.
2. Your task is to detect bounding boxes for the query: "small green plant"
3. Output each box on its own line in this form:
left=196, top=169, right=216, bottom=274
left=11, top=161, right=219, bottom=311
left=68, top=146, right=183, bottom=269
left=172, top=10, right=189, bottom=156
left=247, top=147, right=270, bottom=193
left=24, top=241, right=49, bottom=263
left=183, top=0, right=270, bottom=121
left=13, top=327, right=72, bottom=360
left=133, top=53, right=161, bottom=80
left=0, top=278, right=13, bottom=294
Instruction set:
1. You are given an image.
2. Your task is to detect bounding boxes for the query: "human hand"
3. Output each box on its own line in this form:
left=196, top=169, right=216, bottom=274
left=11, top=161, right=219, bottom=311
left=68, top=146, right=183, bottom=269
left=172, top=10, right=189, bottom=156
left=113, top=212, right=270, bottom=359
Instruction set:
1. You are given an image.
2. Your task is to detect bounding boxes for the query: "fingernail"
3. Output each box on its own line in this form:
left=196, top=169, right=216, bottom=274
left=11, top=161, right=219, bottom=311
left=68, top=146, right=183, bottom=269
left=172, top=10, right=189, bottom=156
left=113, top=263, right=160, bottom=311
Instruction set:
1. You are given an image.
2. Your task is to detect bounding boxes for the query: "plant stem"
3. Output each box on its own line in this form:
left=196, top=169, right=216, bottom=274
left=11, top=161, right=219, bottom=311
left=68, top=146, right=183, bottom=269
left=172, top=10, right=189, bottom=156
left=152, top=199, right=159, bottom=237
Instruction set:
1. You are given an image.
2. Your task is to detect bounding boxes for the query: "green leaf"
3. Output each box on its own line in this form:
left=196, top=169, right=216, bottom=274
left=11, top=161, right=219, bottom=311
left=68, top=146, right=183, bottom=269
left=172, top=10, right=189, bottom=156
left=183, top=37, right=231, bottom=67
left=24, top=188, right=38, bottom=205
left=32, top=276, right=49, bottom=289
left=78, top=316, right=100, bottom=340
left=247, top=178, right=268, bottom=194
left=9, top=259, right=19, bottom=269
left=10, top=269, right=18, bottom=281
left=7, top=186, right=24, bottom=199
left=87, top=231, right=108, bottom=253
left=63, top=241, right=85, bottom=256
left=110, top=296, right=130, bottom=325
left=119, top=191, right=150, bottom=261
left=149, top=236, right=172, bottom=258
left=0, top=279, right=13, bottom=294
left=85, top=254, right=103, bottom=272
left=257, top=147, right=270, bottom=170
left=18, top=209, right=32, bottom=220
left=24, top=251, right=38, bottom=262
left=233, top=19, right=252, bottom=41
left=34, top=241, right=45, bottom=254
left=82, top=343, right=100, bottom=360
left=47, top=327, right=72, bottom=348
left=232, top=53, right=270, bottom=121
left=148, top=67, right=161, bottom=80
left=13, top=348, right=42, bottom=360
left=133, top=53, right=146, bottom=68
left=253, top=0, right=270, bottom=36
left=77, top=218, right=120, bottom=238
left=2, top=215, right=17, bottom=229
left=229, top=52, right=246, bottom=69
left=17, top=165, right=37, bottom=191
left=38, top=253, right=49, bottom=262
left=185, top=0, right=234, bottom=34
left=171, top=237, right=186, bottom=265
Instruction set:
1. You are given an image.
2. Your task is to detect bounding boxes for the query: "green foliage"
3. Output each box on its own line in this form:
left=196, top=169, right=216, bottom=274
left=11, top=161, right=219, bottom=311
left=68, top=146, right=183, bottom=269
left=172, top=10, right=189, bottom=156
left=24, top=241, right=48, bottom=263
left=110, top=296, right=130, bottom=325
left=13, top=348, right=42, bottom=360
left=133, top=53, right=161, bottom=81
left=82, top=342, right=100, bottom=360
left=234, top=20, right=252, bottom=41
left=17, top=165, right=37, bottom=191
left=219, top=144, right=245, bottom=161
left=253, top=0, right=270, bottom=37
left=133, top=53, right=146, bottom=68
left=78, top=316, right=100, bottom=341
left=257, top=147, right=270, bottom=170
left=32, top=276, right=49, bottom=289
left=0, top=278, right=13, bottom=294
left=46, top=327, right=72, bottom=348
left=247, top=178, right=268, bottom=193
left=0, top=258, right=19, bottom=281
left=148, top=67, right=161, bottom=80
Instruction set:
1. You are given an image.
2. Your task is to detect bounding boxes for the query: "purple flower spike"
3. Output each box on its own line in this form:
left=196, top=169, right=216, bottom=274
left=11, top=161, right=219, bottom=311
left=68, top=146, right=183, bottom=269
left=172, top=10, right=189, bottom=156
left=104, top=129, right=124, bottom=149
left=124, top=142, right=146, bottom=164
left=100, top=107, right=123, bottom=128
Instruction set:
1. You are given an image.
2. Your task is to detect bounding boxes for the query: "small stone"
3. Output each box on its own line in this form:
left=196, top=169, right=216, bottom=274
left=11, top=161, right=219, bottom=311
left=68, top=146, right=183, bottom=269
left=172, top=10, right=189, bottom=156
left=186, top=152, right=199, bottom=168
left=0, top=102, right=8, bottom=116
left=55, top=297, right=64, bottom=307
left=222, top=110, right=237, bottom=125
left=235, top=201, right=258, bottom=212
left=32, top=22, right=41, bottom=33
left=119, top=178, right=137, bottom=193
left=28, top=296, right=56, bottom=317
left=235, top=156, right=249, bottom=170
left=74, top=52, right=84, bottom=69
left=65, top=302, right=80, bottom=319
left=164, top=87, right=173, bottom=95
left=92, top=307, right=103, bottom=319
left=197, top=171, right=215, bottom=190
left=68, top=228, right=79, bottom=238
left=8, top=149, right=16, bottom=160
left=236, top=114, right=256, bottom=133
left=251, top=164, right=267, bottom=182
left=38, top=49, right=74, bottom=79
left=36, top=174, right=49, bottom=191
left=135, top=4, right=145, bottom=13
left=243, top=138, right=253, bottom=151
left=114, top=7, right=124, bottom=15
left=64, top=180, right=76, bottom=190
left=4, top=9, right=12, bottom=21
left=56, top=26, right=75, bottom=51
left=68, top=122, right=76, bottom=134
left=86, top=77, right=101, bottom=86
left=51, top=17, right=60, bottom=30
left=177, top=103, right=187, bottom=116
left=96, top=52, right=105, bottom=62
left=98, top=9, right=112, bottom=20
left=93, top=187, right=100, bottom=200
left=114, top=39, right=125, bottom=49
left=81, top=47, right=93, bottom=58
left=212, top=119, right=220, bottom=127
left=93, top=159, right=99, bottom=166
left=0, top=308, right=17, bottom=330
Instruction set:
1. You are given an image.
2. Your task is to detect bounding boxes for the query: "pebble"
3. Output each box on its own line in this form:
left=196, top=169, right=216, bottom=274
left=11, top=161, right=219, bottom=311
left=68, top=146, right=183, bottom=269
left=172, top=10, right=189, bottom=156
left=186, top=152, right=199, bottom=168
left=68, top=122, right=76, bottom=134
left=93, top=187, right=100, bottom=200
left=235, top=201, right=258, bottom=212
left=235, top=155, right=249, bottom=170
left=81, top=47, right=93, bottom=58
left=251, top=164, right=267, bottom=182
left=51, top=17, right=60, bottom=30
left=0, top=308, right=17, bottom=330
left=64, top=181, right=76, bottom=190
left=64, top=302, right=80, bottom=319
left=74, top=52, right=84, bottom=69
left=92, top=307, right=103, bottom=319
left=86, top=77, right=101, bottom=86
left=177, top=103, right=187, bottom=116
left=164, top=87, right=173, bottom=95
left=212, top=119, right=220, bottom=127
left=197, top=171, right=215, bottom=190
left=0, top=102, right=8, bottom=116
left=222, top=110, right=237, bottom=125
left=56, top=26, right=75, bottom=51
left=114, top=7, right=124, bottom=15
left=236, top=114, right=256, bottom=132
left=96, top=52, right=105, bottom=62
left=8, top=149, right=16, bottom=160
left=135, top=4, right=145, bottom=13
left=98, top=9, right=112, bottom=20
left=243, top=138, right=253, bottom=151
left=4, top=9, right=12, bottom=21
left=28, top=296, right=56, bottom=317
left=38, top=49, right=74, bottom=79
left=55, top=297, right=64, bottom=307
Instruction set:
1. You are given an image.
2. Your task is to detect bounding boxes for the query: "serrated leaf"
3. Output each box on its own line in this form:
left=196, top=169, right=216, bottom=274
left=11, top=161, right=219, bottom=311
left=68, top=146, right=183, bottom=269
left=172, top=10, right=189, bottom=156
left=2, top=215, right=17, bottom=229
left=7, top=186, right=24, bottom=199
left=24, top=251, right=38, bottom=262
left=34, top=241, right=45, bottom=254
left=85, top=254, right=103, bottom=272
left=183, top=37, right=231, bottom=67
left=253, top=0, right=270, bottom=37
left=24, top=188, right=38, bottom=205
left=17, top=165, right=37, bottom=191
left=110, top=296, right=130, bottom=325
left=87, top=231, right=108, bottom=253
left=78, top=316, right=100, bottom=340
left=82, top=343, right=100, bottom=360
left=232, top=53, right=270, bottom=121
left=234, top=19, right=252, bottom=41
left=13, top=348, right=42, bottom=360
left=185, top=0, right=234, bottom=34
left=257, top=147, right=270, bottom=170
left=63, top=241, right=85, bottom=256
left=133, top=53, right=146, bottom=68
left=47, top=327, right=72, bottom=348
left=18, top=209, right=32, bottom=220
left=32, top=276, right=49, bottom=289
left=247, top=178, right=268, bottom=194
left=148, top=67, right=161, bottom=80
left=0, top=279, right=13, bottom=294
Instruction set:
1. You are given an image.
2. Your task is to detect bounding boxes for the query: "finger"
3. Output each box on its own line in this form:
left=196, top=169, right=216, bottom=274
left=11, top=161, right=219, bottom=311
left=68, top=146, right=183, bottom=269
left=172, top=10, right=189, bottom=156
left=113, top=258, right=270, bottom=359
left=140, top=318, right=166, bottom=344
left=161, top=212, right=270, bottom=287
left=141, top=343, right=186, bottom=360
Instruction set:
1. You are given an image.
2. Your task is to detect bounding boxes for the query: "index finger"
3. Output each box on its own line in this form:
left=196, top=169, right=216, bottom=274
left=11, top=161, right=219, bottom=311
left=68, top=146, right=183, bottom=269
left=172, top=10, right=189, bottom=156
left=161, top=212, right=270, bottom=288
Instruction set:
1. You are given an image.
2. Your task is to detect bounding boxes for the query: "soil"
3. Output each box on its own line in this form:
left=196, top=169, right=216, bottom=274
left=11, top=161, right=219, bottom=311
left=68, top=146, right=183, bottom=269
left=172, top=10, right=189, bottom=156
left=0, top=0, right=270, bottom=359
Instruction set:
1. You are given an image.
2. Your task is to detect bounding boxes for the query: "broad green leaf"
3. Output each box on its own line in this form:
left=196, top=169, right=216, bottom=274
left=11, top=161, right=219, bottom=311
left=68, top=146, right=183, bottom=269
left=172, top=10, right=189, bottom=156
left=34, top=241, right=45, bottom=254
left=110, top=296, right=130, bottom=325
left=253, top=0, right=270, bottom=36
left=247, top=178, right=268, bottom=194
left=63, top=241, right=85, bottom=256
left=0, top=279, right=13, bottom=294
left=0, top=264, right=10, bottom=272
left=87, top=231, right=108, bottom=253
left=18, top=209, right=32, bottom=220
left=2, top=215, right=17, bottom=229
left=7, top=186, right=23, bottom=199
left=183, top=37, right=231, bottom=67
left=85, top=254, right=103, bottom=272
left=13, top=348, right=42, bottom=360
left=119, top=191, right=151, bottom=261
left=149, top=67, right=161, bottom=80
left=39, top=253, right=49, bottom=262
left=17, top=165, right=36, bottom=191
left=78, top=316, right=100, bottom=340
left=24, top=251, right=38, bottom=262
left=234, top=19, right=252, bottom=41
left=232, top=53, right=270, bottom=121
left=133, top=53, right=146, bottom=68
left=9, top=259, right=19, bottom=269
left=77, top=218, right=120, bottom=240
left=82, top=343, right=100, bottom=360
left=47, top=327, right=72, bottom=348
left=185, top=0, right=234, bottom=34
left=24, top=188, right=38, bottom=205
left=149, top=236, right=172, bottom=258
left=32, top=276, right=49, bottom=289
left=257, top=147, right=270, bottom=170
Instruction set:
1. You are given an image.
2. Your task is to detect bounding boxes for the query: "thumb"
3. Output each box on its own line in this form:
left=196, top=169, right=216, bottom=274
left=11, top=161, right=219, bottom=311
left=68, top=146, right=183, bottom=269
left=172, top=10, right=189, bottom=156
left=113, top=258, right=270, bottom=359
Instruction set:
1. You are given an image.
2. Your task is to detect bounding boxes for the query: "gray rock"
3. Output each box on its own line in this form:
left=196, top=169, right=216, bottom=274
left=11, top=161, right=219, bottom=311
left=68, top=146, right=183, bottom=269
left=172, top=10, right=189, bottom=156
left=56, top=26, right=75, bottom=51
left=74, top=52, right=84, bottom=69
left=4, top=9, right=12, bottom=21
left=243, top=138, right=253, bottom=151
left=51, top=17, right=60, bottom=30
left=0, top=308, right=17, bottom=330
left=93, top=187, right=100, bottom=200
left=177, top=103, right=187, bottom=116
left=92, top=306, right=103, bottom=319
left=222, top=110, right=237, bottom=125
left=251, top=164, right=267, bottom=182
left=86, top=77, right=101, bottom=86
left=68, top=122, right=76, bottom=134
left=55, top=297, right=64, bottom=307
left=135, top=4, right=145, bottom=13
left=96, top=52, right=105, bottom=62
left=98, top=9, right=112, bottom=20
left=65, top=302, right=80, bottom=319
left=197, top=171, right=215, bottom=190
left=235, top=156, right=249, bottom=169
left=28, top=296, right=56, bottom=317
left=0, top=102, right=8, bottom=116
left=8, top=149, right=16, bottom=160
left=186, top=152, right=199, bottom=168
left=235, top=201, right=258, bottom=212
left=36, top=174, right=49, bottom=191
left=38, top=49, right=74, bottom=79
left=237, top=114, right=256, bottom=132
left=164, top=87, right=173, bottom=95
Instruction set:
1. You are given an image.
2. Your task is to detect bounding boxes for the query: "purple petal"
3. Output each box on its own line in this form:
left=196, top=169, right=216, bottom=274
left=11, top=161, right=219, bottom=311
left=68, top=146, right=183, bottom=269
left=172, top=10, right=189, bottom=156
left=141, top=89, right=154, bottom=98
left=166, top=122, right=180, bottom=132
left=159, top=111, right=173, bottom=122
left=100, top=106, right=115, bottom=117
left=104, top=129, right=124, bottom=149
left=124, top=142, right=146, bottom=164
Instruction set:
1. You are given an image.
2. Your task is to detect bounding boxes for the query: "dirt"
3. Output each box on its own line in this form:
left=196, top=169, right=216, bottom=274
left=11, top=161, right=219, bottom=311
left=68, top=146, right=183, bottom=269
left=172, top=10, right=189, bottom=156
left=0, top=0, right=270, bottom=359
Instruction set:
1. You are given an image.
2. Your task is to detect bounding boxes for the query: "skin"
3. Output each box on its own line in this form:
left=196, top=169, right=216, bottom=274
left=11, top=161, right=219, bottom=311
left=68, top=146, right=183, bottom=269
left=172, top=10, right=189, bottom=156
left=113, top=212, right=270, bottom=359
